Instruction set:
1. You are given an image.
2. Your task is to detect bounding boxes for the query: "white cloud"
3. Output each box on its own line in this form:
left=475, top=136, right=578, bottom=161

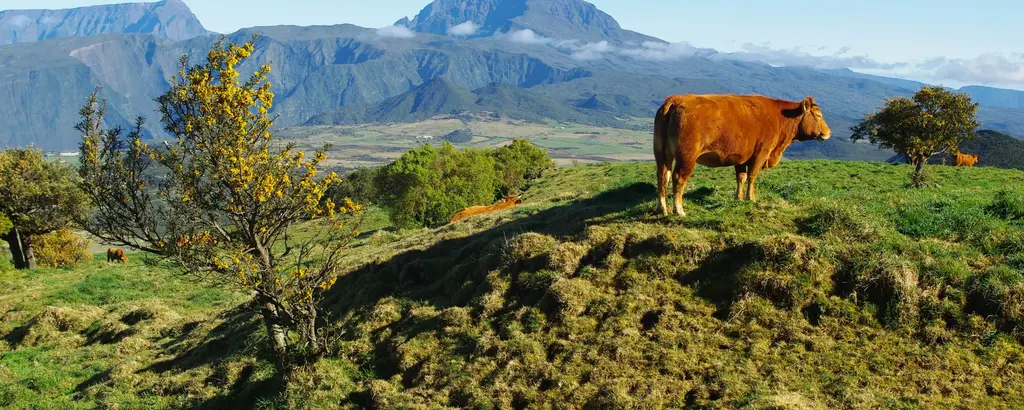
left=448, top=21, right=480, bottom=36
left=375, top=25, right=415, bottom=39
left=2, top=15, right=32, bottom=29
left=714, top=42, right=907, bottom=70
left=550, top=38, right=700, bottom=62
left=618, top=41, right=701, bottom=61
left=916, top=53, right=1024, bottom=86
left=502, top=29, right=552, bottom=45
left=569, top=40, right=612, bottom=61
left=495, top=30, right=1024, bottom=89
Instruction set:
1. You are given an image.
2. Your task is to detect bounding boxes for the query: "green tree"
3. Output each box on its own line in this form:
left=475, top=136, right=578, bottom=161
left=851, top=85, right=980, bottom=186
left=0, top=214, right=11, bottom=236
left=77, top=36, right=362, bottom=373
left=0, top=148, right=89, bottom=269
left=443, top=128, right=473, bottom=144
left=492, top=138, right=554, bottom=193
left=375, top=142, right=500, bottom=228
left=325, top=166, right=379, bottom=206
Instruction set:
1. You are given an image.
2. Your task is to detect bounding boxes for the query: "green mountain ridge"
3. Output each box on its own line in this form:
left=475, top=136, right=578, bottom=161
left=305, top=77, right=634, bottom=128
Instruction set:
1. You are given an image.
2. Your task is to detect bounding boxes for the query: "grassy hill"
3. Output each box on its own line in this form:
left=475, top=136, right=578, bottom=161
left=887, top=130, right=1024, bottom=170
left=941, top=130, right=1024, bottom=170
left=3, top=160, right=1024, bottom=408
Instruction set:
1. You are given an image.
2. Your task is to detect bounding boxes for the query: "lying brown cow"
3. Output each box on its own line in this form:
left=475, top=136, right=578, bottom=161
left=450, top=195, right=523, bottom=223
left=107, top=248, right=128, bottom=263
left=954, top=152, right=978, bottom=167
left=653, top=94, right=832, bottom=216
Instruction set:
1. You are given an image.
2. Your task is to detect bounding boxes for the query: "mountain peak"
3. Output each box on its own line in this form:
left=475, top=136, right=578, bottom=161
left=397, top=0, right=658, bottom=44
left=0, top=0, right=212, bottom=45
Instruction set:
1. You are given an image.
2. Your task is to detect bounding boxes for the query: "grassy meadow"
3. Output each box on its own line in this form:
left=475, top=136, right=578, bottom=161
left=3, top=159, right=1024, bottom=409
left=277, top=118, right=655, bottom=170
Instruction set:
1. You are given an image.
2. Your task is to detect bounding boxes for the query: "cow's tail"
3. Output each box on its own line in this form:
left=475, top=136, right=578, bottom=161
left=654, top=99, right=681, bottom=168
left=653, top=101, right=667, bottom=161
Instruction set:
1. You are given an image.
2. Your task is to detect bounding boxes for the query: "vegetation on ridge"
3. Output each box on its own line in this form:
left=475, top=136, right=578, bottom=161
left=852, top=85, right=981, bottom=187
left=3, top=159, right=1024, bottom=408
left=76, top=36, right=363, bottom=373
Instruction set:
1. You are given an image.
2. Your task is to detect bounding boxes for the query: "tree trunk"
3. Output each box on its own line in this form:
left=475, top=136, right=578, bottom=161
left=259, top=296, right=290, bottom=372
left=911, top=161, right=927, bottom=188
left=23, top=235, right=36, bottom=269
left=2, top=228, right=30, bottom=270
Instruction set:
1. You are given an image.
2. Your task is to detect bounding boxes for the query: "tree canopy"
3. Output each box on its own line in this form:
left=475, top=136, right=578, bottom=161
left=77, top=36, right=362, bottom=372
left=0, top=148, right=89, bottom=269
left=851, top=85, right=980, bottom=185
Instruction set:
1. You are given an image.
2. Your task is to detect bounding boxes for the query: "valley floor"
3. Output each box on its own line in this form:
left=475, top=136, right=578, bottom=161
left=277, top=118, right=896, bottom=172
left=3, top=159, right=1024, bottom=409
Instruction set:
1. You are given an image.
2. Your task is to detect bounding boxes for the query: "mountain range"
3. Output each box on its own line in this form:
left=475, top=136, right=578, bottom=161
left=1, top=0, right=1022, bottom=160
left=0, top=0, right=209, bottom=45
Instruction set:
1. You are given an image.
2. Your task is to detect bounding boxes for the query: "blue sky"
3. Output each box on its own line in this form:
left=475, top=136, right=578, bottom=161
left=4, top=0, right=1023, bottom=89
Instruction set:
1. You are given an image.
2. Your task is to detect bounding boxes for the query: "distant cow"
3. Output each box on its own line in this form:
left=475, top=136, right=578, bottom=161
left=954, top=152, right=978, bottom=167
left=107, top=248, right=128, bottom=263
left=450, top=195, right=523, bottom=223
left=653, top=94, right=832, bottom=216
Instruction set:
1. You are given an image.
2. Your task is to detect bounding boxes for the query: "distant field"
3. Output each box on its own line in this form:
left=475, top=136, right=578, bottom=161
left=276, top=117, right=654, bottom=169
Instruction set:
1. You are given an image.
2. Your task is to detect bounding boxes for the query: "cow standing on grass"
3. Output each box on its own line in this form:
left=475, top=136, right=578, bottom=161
left=107, top=247, right=128, bottom=263
left=954, top=152, right=979, bottom=167
left=653, top=94, right=833, bottom=216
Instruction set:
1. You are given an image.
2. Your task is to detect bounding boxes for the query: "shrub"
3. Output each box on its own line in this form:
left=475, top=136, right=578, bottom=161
left=32, top=229, right=93, bottom=269
left=325, top=167, right=379, bottom=206
left=373, top=139, right=554, bottom=228
left=375, top=142, right=501, bottom=228
left=443, top=129, right=473, bottom=144
left=492, top=139, right=555, bottom=193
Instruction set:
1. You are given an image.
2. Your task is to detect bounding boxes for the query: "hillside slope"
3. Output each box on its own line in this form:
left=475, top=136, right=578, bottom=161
left=3, top=160, right=1024, bottom=408
left=886, top=130, right=1024, bottom=171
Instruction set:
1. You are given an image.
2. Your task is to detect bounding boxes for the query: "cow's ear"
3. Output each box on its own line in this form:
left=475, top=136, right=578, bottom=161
left=802, top=97, right=815, bottom=112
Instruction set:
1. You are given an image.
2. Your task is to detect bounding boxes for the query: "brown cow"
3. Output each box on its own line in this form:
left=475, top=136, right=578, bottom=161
left=653, top=94, right=832, bottom=216
left=450, top=195, right=523, bottom=223
left=107, top=248, right=128, bottom=263
left=954, top=152, right=978, bottom=167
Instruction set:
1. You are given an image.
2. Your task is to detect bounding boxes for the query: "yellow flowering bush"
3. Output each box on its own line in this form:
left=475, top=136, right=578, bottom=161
left=32, top=228, right=93, bottom=269
left=77, top=35, right=362, bottom=373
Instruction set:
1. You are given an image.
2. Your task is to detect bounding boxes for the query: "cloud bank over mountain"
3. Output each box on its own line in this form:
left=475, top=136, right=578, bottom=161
left=490, top=28, right=1024, bottom=90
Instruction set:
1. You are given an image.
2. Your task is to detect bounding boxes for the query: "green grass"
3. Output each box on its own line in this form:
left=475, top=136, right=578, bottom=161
left=3, top=159, right=1024, bottom=409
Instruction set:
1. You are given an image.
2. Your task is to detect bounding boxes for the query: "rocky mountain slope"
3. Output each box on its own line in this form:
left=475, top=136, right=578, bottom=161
left=1, top=0, right=1022, bottom=161
left=0, top=0, right=211, bottom=45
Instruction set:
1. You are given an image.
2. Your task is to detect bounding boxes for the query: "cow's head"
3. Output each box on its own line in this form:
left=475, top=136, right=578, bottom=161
left=795, top=97, right=832, bottom=141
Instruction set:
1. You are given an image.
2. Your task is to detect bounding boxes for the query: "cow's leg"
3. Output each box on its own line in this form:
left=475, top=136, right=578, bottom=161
left=657, top=157, right=672, bottom=215
left=734, top=165, right=748, bottom=201
left=747, top=158, right=768, bottom=202
left=672, top=158, right=696, bottom=216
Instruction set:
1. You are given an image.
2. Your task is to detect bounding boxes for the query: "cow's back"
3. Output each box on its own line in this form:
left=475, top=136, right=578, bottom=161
left=667, top=94, right=790, bottom=166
